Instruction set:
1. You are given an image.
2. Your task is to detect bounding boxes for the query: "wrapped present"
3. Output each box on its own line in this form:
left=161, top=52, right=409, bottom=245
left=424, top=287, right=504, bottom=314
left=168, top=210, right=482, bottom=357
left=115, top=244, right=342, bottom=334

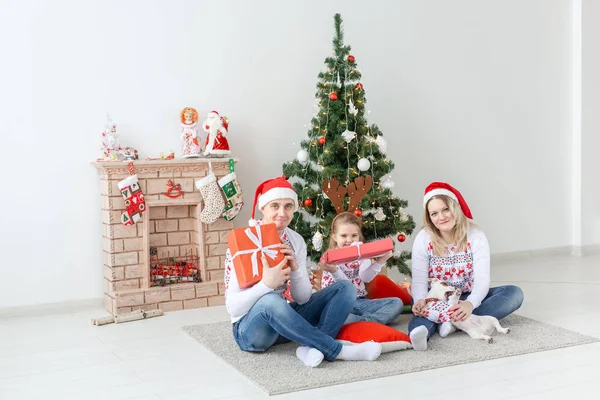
left=228, top=223, right=287, bottom=289
left=324, top=238, right=394, bottom=264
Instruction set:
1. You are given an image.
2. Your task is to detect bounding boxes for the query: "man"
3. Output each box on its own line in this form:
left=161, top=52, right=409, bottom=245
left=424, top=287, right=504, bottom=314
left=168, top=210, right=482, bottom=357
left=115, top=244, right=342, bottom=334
left=224, top=177, right=382, bottom=367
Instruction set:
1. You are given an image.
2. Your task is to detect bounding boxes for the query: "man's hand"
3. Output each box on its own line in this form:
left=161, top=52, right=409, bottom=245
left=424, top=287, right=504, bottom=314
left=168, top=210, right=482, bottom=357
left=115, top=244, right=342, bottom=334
left=412, top=299, right=427, bottom=317
left=280, top=243, right=298, bottom=272
left=448, top=300, right=474, bottom=321
left=261, top=255, right=290, bottom=289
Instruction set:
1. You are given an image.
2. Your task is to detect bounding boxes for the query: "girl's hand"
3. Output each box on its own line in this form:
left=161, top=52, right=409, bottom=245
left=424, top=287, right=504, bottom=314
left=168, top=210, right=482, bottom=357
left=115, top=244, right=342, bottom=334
left=448, top=300, right=474, bottom=321
left=319, top=261, right=338, bottom=273
left=374, top=250, right=393, bottom=265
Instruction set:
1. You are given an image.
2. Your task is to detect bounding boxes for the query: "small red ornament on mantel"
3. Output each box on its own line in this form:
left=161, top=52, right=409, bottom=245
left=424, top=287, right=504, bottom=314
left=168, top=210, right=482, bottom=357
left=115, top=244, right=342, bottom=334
left=318, top=136, right=326, bottom=145
left=353, top=209, right=362, bottom=217
left=397, top=233, right=406, bottom=242
left=355, top=83, right=363, bottom=90
left=304, top=199, right=313, bottom=207
left=348, top=55, right=355, bottom=62
left=329, top=92, right=338, bottom=101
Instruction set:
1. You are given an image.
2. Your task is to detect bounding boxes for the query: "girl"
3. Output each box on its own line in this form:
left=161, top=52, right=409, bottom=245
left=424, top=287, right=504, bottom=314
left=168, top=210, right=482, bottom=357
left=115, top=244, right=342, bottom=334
left=320, top=212, right=403, bottom=325
left=409, top=182, right=524, bottom=351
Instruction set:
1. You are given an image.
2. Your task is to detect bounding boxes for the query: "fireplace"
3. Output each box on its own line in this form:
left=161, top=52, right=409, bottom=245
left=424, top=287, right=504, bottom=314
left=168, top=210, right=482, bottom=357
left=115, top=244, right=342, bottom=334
left=91, top=158, right=235, bottom=315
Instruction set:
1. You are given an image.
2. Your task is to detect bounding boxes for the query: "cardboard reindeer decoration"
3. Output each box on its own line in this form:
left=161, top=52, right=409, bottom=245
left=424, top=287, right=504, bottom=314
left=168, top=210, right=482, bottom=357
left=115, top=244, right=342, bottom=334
left=322, top=175, right=373, bottom=214
left=320, top=175, right=394, bottom=264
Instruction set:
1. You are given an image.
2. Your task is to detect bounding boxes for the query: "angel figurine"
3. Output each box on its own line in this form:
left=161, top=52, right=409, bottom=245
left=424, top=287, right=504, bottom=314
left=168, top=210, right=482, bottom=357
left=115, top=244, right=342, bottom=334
left=180, top=107, right=202, bottom=158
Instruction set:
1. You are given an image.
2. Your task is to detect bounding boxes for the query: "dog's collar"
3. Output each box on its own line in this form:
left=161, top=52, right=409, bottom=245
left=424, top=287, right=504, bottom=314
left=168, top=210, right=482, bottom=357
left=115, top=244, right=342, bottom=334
left=425, top=298, right=439, bottom=304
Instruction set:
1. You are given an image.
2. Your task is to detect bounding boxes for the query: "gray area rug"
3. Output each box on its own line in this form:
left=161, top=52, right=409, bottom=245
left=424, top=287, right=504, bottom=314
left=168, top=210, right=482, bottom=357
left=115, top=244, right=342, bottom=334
left=182, top=314, right=599, bottom=395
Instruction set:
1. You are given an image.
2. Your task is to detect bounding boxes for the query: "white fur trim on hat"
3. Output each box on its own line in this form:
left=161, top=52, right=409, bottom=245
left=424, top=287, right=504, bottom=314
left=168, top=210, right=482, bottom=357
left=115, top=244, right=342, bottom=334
left=206, top=149, right=231, bottom=155
left=423, top=188, right=458, bottom=208
left=258, top=188, right=298, bottom=211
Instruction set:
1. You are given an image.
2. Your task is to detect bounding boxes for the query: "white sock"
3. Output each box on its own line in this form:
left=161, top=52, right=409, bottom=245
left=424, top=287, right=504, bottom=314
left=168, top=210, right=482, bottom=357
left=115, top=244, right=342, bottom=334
left=296, top=346, right=324, bottom=368
left=438, top=322, right=456, bottom=338
left=410, top=326, right=428, bottom=351
left=336, top=341, right=382, bottom=361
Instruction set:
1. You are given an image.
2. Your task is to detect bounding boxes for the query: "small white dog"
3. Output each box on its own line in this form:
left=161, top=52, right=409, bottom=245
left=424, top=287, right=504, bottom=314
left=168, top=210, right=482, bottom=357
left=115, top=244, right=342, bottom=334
left=426, top=278, right=510, bottom=343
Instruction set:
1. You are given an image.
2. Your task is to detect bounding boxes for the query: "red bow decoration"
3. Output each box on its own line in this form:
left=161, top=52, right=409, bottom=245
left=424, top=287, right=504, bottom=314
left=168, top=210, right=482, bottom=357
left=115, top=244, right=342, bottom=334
left=164, top=179, right=184, bottom=198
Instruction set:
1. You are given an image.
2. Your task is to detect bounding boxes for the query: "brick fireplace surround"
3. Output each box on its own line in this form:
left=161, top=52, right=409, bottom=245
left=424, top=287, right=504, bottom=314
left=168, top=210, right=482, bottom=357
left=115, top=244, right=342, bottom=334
left=91, top=158, right=236, bottom=316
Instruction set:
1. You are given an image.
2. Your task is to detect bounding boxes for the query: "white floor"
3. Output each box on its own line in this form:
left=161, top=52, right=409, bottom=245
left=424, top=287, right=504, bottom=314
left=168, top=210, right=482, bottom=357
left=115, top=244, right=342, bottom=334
left=2, top=254, right=600, bottom=400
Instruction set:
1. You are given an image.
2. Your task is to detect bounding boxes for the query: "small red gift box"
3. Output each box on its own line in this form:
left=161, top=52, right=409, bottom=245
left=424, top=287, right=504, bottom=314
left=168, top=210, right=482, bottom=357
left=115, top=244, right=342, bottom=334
left=227, top=223, right=287, bottom=289
left=323, top=238, right=394, bottom=264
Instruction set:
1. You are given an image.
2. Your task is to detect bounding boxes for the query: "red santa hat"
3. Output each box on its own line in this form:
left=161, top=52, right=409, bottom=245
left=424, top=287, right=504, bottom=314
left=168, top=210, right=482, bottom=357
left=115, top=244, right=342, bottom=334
left=249, top=176, right=299, bottom=226
left=423, top=182, right=473, bottom=219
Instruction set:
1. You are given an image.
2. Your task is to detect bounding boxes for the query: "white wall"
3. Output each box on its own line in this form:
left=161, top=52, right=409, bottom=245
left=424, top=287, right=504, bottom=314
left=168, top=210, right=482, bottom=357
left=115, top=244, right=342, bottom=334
left=0, top=0, right=577, bottom=308
left=582, top=0, right=600, bottom=247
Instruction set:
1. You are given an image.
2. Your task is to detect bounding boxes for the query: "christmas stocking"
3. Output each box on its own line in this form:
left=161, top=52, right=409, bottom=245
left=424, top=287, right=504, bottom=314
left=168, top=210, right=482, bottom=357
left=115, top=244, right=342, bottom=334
left=118, top=164, right=146, bottom=225
left=218, top=160, right=243, bottom=221
left=196, top=173, right=225, bottom=224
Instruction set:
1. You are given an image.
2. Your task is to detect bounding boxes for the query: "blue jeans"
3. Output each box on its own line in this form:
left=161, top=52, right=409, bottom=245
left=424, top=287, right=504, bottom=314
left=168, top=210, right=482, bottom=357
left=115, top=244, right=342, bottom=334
left=232, top=280, right=356, bottom=361
left=408, top=285, right=524, bottom=338
left=345, top=297, right=403, bottom=325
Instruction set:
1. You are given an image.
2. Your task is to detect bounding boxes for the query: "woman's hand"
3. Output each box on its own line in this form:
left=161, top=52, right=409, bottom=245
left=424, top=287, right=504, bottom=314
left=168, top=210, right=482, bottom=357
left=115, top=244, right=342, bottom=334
left=412, top=299, right=426, bottom=316
left=448, top=300, right=474, bottom=321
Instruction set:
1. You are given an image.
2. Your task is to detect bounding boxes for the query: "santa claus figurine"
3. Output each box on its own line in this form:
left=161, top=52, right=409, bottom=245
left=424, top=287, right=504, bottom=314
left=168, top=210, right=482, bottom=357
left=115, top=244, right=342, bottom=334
left=202, top=110, right=231, bottom=157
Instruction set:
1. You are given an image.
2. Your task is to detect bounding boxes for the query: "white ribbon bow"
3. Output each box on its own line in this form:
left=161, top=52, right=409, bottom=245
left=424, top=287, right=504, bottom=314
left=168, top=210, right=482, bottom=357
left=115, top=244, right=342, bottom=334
left=349, top=241, right=363, bottom=261
left=231, top=225, right=281, bottom=277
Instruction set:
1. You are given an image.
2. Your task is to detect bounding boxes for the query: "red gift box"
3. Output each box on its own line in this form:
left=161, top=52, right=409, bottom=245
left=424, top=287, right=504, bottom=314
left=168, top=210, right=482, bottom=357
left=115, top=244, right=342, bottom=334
left=227, top=223, right=287, bottom=289
left=323, top=238, right=394, bottom=264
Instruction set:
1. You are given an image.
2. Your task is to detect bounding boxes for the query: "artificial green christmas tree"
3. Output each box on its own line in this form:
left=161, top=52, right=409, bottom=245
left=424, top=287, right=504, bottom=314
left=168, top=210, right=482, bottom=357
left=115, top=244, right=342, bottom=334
left=282, top=13, right=416, bottom=276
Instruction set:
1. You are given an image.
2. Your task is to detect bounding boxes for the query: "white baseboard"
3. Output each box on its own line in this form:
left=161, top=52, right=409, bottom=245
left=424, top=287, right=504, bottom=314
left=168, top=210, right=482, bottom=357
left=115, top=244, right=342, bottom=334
left=0, top=298, right=104, bottom=317
left=492, top=244, right=600, bottom=261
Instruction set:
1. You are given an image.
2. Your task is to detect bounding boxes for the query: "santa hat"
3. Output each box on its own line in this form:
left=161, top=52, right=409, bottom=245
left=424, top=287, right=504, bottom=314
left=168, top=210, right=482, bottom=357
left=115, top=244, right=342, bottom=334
left=249, top=177, right=298, bottom=226
left=423, top=182, right=473, bottom=219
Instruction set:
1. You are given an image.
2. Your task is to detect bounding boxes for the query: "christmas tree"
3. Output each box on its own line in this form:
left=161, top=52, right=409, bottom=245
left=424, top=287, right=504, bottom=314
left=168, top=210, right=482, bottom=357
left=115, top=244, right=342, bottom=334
left=282, top=14, right=416, bottom=276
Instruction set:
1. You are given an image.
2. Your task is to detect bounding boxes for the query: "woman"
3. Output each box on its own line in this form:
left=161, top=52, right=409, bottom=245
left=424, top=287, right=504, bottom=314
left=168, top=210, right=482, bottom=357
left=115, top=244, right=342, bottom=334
left=409, top=182, right=524, bottom=351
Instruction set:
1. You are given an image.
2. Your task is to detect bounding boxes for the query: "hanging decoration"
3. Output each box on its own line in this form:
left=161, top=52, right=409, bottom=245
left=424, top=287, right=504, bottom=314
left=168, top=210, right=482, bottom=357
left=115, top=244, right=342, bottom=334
left=357, top=158, right=371, bottom=171
left=381, top=175, right=395, bottom=189
left=348, top=99, right=358, bottom=116
left=374, top=207, right=386, bottom=221
left=341, top=130, right=356, bottom=143
left=297, top=149, right=309, bottom=163
left=375, top=135, right=388, bottom=154
left=312, top=231, right=323, bottom=251
left=163, top=180, right=184, bottom=199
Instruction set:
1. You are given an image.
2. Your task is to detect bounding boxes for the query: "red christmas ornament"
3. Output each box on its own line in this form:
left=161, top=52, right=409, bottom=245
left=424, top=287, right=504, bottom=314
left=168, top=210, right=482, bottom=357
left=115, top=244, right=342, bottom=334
left=397, top=233, right=407, bottom=242
left=329, top=92, right=338, bottom=101
left=355, top=83, right=363, bottom=90
left=353, top=209, right=362, bottom=217
left=282, top=175, right=288, bottom=180
left=304, top=199, right=313, bottom=207
left=348, top=55, right=355, bottom=62
left=318, top=136, right=326, bottom=145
